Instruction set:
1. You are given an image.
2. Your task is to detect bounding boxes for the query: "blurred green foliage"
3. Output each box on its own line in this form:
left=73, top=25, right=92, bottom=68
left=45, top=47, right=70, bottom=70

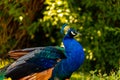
left=0, top=0, right=120, bottom=74
left=68, top=0, right=120, bottom=73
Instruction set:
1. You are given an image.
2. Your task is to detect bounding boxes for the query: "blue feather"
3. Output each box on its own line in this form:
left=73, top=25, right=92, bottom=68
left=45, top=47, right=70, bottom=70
left=49, top=28, right=85, bottom=80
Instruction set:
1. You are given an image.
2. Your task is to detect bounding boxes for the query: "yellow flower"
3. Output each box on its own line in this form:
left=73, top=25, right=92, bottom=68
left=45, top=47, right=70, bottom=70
left=4, top=77, right=12, bottom=80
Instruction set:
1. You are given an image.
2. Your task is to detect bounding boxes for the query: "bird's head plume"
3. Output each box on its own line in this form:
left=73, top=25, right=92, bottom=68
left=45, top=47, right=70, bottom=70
left=61, top=24, right=71, bottom=34
left=61, top=24, right=79, bottom=38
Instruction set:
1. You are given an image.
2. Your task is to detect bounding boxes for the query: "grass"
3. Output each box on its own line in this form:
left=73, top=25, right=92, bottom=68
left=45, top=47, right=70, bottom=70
left=71, top=69, right=120, bottom=80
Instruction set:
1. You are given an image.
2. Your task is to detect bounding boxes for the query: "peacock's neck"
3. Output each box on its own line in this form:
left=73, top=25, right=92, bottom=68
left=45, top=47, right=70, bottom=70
left=61, top=36, right=85, bottom=73
left=63, top=36, right=85, bottom=63
left=63, top=37, right=83, bottom=54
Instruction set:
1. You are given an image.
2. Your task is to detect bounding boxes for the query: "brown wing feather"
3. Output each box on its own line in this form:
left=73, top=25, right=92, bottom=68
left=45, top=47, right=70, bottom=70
left=8, top=47, right=44, bottom=59
left=8, top=51, right=29, bottom=59
left=19, top=68, right=69, bottom=80
left=19, top=68, right=53, bottom=80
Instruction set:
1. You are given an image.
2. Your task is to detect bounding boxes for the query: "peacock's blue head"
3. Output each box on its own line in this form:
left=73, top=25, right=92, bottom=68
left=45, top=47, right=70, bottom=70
left=61, top=24, right=78, bottom=38
left=66, top=28, right=78, bottom=38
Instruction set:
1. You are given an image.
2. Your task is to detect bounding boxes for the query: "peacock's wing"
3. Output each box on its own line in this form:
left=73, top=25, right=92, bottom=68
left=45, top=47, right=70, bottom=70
left=8, top=47, right=45, bottom=59
left=5, top=46, right=66, bottom=80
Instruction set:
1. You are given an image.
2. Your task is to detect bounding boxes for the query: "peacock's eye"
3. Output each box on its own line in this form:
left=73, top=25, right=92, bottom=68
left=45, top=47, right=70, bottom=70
left=71, top=31, right=76, bottom=36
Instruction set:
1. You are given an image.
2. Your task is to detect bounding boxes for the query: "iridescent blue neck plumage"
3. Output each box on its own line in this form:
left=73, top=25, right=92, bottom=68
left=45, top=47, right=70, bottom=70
left=63, top=34, right=85, bottom=61
left=50, top=28, right=85, bottom=80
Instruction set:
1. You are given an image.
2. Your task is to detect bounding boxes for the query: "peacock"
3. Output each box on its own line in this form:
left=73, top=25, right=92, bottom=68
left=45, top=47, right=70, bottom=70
left=0, top=24, right=85, bottom=80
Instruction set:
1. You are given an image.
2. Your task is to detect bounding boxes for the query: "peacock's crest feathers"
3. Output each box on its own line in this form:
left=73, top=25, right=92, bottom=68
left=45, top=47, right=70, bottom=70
left=61, top=24, right=71, bottom=34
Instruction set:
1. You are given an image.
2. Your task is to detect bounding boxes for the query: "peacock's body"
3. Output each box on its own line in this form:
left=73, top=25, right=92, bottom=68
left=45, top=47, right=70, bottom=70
left=5, top=46, right=66, bottom=80
left=1, top=24, right=85, bottom=80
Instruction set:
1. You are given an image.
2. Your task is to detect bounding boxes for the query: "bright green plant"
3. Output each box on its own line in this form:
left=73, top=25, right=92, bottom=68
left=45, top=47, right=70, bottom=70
left=66, top=0, right=120, bottom=73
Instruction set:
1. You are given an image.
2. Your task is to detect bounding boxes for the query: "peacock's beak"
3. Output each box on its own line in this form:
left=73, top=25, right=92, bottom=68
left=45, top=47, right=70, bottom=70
left=77, top=32, right=82, bottom=36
